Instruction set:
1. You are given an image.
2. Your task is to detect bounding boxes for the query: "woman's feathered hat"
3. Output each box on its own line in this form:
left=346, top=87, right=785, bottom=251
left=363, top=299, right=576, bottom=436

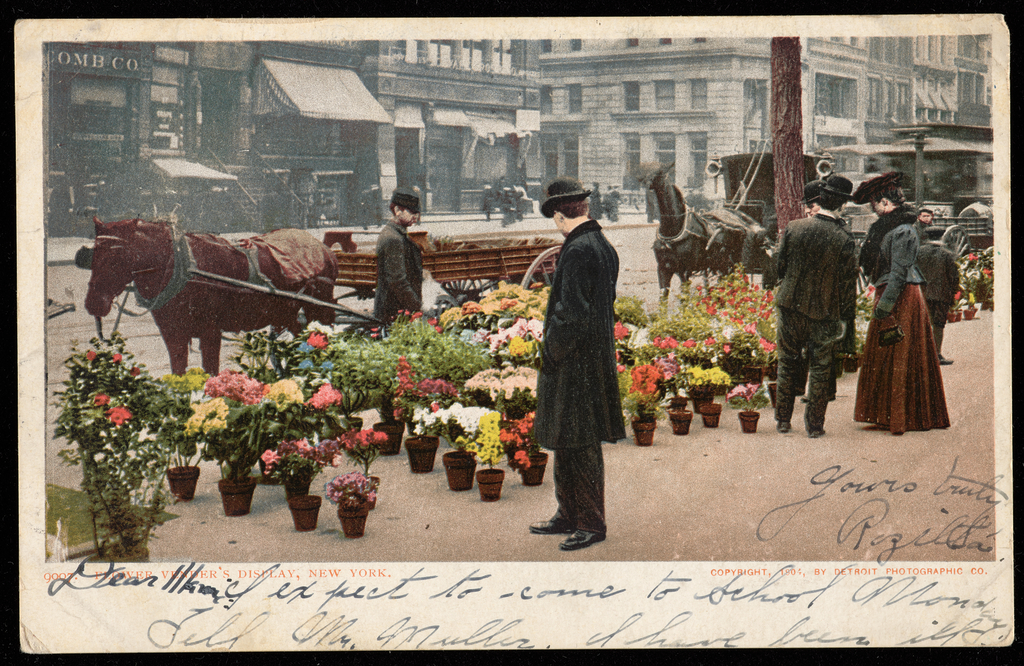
left=851, top=172, right=905, bottom=205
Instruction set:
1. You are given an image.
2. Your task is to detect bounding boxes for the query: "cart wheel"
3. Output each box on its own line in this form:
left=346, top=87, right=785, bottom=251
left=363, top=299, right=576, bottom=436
left=942, top=225, right=971, bottom=258
left=519, top=246, right=562, bottom=290
left=442, top=279, right=498, bottom=305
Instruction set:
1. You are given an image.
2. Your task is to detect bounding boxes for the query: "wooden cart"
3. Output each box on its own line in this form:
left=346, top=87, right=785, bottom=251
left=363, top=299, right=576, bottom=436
left=333, top=234, right=562, bottom=305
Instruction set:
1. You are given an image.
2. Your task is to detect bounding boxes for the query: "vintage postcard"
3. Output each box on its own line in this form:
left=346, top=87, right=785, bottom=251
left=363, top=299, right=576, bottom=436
left=19, top=16, right=1011, bottom=650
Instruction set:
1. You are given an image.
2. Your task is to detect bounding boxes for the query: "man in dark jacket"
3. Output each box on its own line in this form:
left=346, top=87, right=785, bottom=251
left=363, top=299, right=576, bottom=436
left=373, top=187, right=423, bottom=323
left=774, top=174, right=859, bottom=438
left=917, top=230, right=960, bottom=365
left=532, top=176, right=625, bottom=551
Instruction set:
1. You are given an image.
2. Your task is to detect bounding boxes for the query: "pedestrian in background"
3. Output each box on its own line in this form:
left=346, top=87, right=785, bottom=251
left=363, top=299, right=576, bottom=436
left=916, top=219, right=960, bottom=366
left=590, top=183, right=604, bottom=220
left=604, top=185, right=621, bottom=223
left=773, top=174, right=858, bottom=438
left=373, top=187, right=423, bottom=324
left=852, top=173, right=949, bottom=435
left=532, top=176, right=625, bottom=551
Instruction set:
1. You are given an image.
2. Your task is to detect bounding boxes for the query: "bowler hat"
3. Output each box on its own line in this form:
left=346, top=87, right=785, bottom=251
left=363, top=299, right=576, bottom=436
left=820, top=174, right=854, bottom=199
left=803, top=179, right=823, bottom=204
left=541, top=176, right=591, bottom=218
left=390, top=187, right=420, bottom=213
left=851, top=172, right=903, bottom=205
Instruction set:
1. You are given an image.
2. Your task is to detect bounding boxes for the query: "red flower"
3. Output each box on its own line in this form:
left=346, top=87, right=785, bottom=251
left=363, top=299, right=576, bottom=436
left=435, top=326, right=442, bottom=333
left=106, top=405, right=132, bottom=426
left=704, top=337, right=717, bottom=346
left=307, top=332, right=328, bottom=349
left=723, top=344, right=731, bottom=354
left=93, top=393, right=110, bottom=406
left=613, top=322, right=630, bottom=341
left=428, top=318, right=438, bottom=326
left=682, top=339, right=696, bottom=348
left=982, top=268, right=992, bottom=277
left=968, top=253, right=978, bottom=261
left=706, top=305, right=717, bottom=316
left=85, top=350, right=96, bottom=361
left=112, top=353, right=122, bottom=363
left=130, top=367, right=141, bottom=377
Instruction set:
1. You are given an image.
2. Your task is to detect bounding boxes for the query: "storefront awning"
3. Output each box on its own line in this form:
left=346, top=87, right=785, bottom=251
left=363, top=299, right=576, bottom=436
left=153, top=159, right=237, bottom=181
left=394, top=103, right=425, bottom=129
left=466, top=113, right=517, bottom=140
left=432, top=108, right=471, bottom=127
left=258, top=58, right=391, bottom=124
left=825, top=138, right=992, bottom=156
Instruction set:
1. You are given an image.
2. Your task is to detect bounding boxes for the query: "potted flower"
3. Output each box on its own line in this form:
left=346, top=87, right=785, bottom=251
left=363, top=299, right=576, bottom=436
left=685, top=366, right=731, bottom=416
left=457, top=410, right=506, bottom=501
left=727, top=382, right=772, bottom=433
left=324, top=472, right=377, bottom=538
left=619, top=363, right=665, bottom=446
left=189, top=369, right=270, bottom=515
left=500, top=412, right=547, bottom=485
left=54, top=333, right=174, bottom=561
left=337, top=428, right=387, bottom=508
left=414, top=403, right=492, bottom=490
left=157, top=367, right=210, bottom=501
left=260, top=437, right=340, bottom=499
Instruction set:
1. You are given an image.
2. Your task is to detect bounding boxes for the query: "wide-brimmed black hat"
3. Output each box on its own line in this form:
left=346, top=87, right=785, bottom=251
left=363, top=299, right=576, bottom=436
left=852, top=172, right=903, bottom=205
left=820, top=174, right=854, bottom=200
left=541, top=176, right=591, bottom=218
left=390, top=187, right=420, bottom=213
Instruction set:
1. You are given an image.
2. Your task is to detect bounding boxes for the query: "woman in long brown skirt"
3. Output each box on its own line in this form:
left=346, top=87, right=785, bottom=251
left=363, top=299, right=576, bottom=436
left=852, top=172, right=950, bottom=435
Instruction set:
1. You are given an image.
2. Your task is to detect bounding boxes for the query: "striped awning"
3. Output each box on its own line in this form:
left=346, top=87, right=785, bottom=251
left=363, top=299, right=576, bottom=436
left=257, top=58, right=391, bottom=124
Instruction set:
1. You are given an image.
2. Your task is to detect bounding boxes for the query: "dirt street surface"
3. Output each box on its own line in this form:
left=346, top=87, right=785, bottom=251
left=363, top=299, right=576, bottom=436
left=40, top=214, right=998, bottom=564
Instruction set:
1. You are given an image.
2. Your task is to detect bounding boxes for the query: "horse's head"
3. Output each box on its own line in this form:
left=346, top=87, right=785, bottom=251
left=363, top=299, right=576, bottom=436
left=84, top=217, right=145, bottom=317
left=633, top=162, right=675, bottom=190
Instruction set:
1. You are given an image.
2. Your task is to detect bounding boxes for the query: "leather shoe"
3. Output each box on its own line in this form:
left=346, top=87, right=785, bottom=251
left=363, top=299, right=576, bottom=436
left=776, top=421, right=791, bottom=433
left=939, top=357, right=953, bottom=366
left=530, top=520, right=574, bottom=535
left=808, top=429, right=826, bottom=439
left=559, top=530, right=606, bottom=551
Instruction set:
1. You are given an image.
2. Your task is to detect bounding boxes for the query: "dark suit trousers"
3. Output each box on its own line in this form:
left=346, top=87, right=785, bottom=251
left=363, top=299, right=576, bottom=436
left=552, top=444, right=606, bottom=535
left=776, top=307, right=841, bottom=431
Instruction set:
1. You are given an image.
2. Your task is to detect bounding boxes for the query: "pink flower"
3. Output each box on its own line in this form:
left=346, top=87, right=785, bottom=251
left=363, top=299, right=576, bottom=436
left=261, top=449, right=281, bottom=468
left=112, top=353, right=122, bottom=363
left=743, top=322, right=757, bottom=336
left=617, top=364, right=626, bottom=373
left=308, top=383, right=343, bottom=410
left=85, top=350, right=96, bottom=361
left=759, top=338, right=776, bottom=353
left=968, top=253, right=978, bottom=261
left=93, top=393, right=110, bottom=406
left=723, top=344, right=731, bottom=354
left=307, top=332, right=328, bottom=349
left=682, top=339, right=696, bottom=348
left=105, top=405, right=132, bottom=426
left=430, top=402, right=440, bottom=413
left=704, top=337, right=717, bottom=346
left=614, top=322, right=630, bottom=341
left=205, top=370, right=267, bottom=405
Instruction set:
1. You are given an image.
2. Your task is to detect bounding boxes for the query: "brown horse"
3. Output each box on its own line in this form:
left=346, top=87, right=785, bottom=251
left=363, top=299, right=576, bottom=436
left=637, top=162, right=773, bottom=298
left=85, top=217, right=338, bottom=375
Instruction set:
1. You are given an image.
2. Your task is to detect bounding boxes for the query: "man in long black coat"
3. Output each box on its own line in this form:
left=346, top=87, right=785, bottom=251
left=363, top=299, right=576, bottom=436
left=532, top=176, right=625, bottom=551
left=373, top=187, right=423, bottom=323
left=774, top=174, right=858, bottom=438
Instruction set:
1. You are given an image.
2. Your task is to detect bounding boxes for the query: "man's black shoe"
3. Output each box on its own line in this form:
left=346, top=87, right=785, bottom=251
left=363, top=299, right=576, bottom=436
left=559, top=530, right=606, bottom=551
left=530, top=520, right=574, bottom=535
left=939, top=357, right=953, bottom=366
left=808, top=429, right=826, bottom=439
left=776, top=421, right=791, bottom=433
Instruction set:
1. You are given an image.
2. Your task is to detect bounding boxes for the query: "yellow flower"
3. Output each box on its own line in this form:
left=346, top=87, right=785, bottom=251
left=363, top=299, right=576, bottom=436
left=185, top=397, right=229, bottom=435
left=507, top=336, right=535, bottom=356
left=265, top=379, right=304, bottom=407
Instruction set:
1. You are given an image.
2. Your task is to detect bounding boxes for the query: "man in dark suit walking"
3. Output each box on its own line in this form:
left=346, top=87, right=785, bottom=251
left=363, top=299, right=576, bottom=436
left=916, top=223, right=960, bottom=365
left=531, top=176, right=625, bottom=551
left=774, top=174, right=859, bottom=438
left=373, top=187, right=423, bottom=324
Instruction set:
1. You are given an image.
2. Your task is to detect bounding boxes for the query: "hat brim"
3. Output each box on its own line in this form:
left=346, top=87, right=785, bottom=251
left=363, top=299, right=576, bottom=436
left=541, top=191, right=591, bottom=218
left=820, top=185, right=854, bottom=200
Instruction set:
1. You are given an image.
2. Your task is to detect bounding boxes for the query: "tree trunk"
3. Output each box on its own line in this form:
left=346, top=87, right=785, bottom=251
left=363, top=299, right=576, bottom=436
left=771, top=37, right=805, bottom=236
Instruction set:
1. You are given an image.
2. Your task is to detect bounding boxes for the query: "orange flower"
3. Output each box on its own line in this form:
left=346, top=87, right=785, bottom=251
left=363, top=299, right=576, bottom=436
left=500, top=298, right=519, bottom=310
left=461, top=302, right=483, bottom=315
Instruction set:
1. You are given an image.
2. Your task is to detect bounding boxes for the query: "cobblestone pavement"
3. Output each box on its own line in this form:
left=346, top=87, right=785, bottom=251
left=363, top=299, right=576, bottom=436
left=38, top=215, right=998, bottom=564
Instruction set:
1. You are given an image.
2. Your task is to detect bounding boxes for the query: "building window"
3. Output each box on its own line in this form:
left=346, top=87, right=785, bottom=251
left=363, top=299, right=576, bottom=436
left=654, top=132, right=675, bottom=168
left=897, top=82, right=911, bottom=122
left=563, top=136, right=579, bottom=178
left=660, top=38, right=672, bottom=45
left=868, top=78, right=882, bottom=119
left=541, top=39, right=553, bottom=53
left=688, top=132, right=707, bottom=188
left=655, top=80, right=675, bottom=111
left=885, top=79, right=896, bottom=118
left=959, top=35, right=981, bottom=59
left=568, top=83, right=582, bottom=113
left=743, top=79, right=767, bottom=126
left=623, top=133, right=640, bottom=187
left=570, top=39, right=582, bottom=52
left=690, top=78, right=707, bottom=110
left=542, top=136, right=559, bottom=182
left=626, top=38, right=639, bottom=47
left=150, top=48, right=188, bottom=152
left=623, top=81, right=640, bottom=111
left=540, top=86, right=553, bottom=115
left=815, top=74, right=857, bottom=118
left=543, top=135, right=579, bottom=181
left=868, top=37, right=883, bottom=61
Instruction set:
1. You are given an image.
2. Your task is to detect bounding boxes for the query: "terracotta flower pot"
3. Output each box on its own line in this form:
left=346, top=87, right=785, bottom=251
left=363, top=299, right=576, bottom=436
left=373, top=421, right=405, bottom=456
left=337, top=502, right=370, bottom=538
left=738, top=410, right=760, bottom=433
left=689, top=386, right=715, bottom=415
left=667, top=408, right=693, bottom=435
left=946, top=311, right=957, bottom=324
left=405, top=436, right=440, bottom=473
left=284, top=481, right=312, bottom=500
left=476, top=469, right=505, bottom=502
left=954, top=310, right=962, bottom=322
left=166, top=465, right=200, bottom=502
left=843, top=355, right=860, bottom=373
left=631, top=418, right=657, bottom=446
left=963, top=308, right=976, bottom=320
left=442, top=450, right=477, bottom=491
left=218, top=477, right=258, bottom=517
left=765, top=363, right=778, bottom=381
left=700, top=403, right=722, bottom=428
left=518, top=452, right=549, bottom=486
left=287, top=495, right=322, bottom=532
left=668, top=395, right=689, bottom=411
